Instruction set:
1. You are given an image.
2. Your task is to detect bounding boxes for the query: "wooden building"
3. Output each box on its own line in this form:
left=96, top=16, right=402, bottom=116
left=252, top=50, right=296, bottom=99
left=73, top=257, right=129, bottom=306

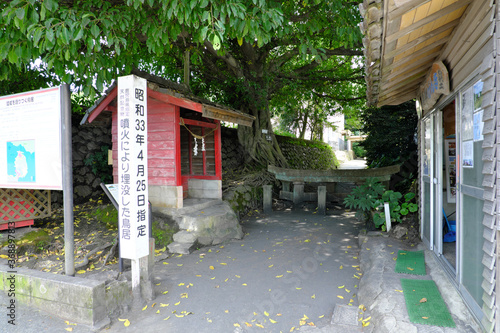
left=81, top=71, right=254, bottom=209
left=361, top=0, right=498, bottom=331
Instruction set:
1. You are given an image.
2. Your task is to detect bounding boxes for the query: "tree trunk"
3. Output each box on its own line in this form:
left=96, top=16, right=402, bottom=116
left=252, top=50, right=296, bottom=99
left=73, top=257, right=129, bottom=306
left=237, top=94, right=288, bottom=167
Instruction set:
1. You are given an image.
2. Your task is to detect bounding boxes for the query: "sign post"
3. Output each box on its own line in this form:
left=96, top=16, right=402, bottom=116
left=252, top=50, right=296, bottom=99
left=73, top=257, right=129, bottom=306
left=61, top=84, right=75, bottom=276
left=0, top=85, right=74, bottom=276
left=117, top=75, right=149, bottom=296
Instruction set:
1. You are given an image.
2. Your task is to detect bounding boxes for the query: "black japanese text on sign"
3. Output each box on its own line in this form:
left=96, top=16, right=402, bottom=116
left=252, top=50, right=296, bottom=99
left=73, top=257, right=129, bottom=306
left=118, top=75, right=149, bottom=260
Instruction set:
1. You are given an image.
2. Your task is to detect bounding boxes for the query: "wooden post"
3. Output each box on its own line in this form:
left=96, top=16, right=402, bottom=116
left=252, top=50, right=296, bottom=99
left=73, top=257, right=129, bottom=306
left=318, top=186, right=326, bottom=215
left=263, top=185, right=272, bottom=214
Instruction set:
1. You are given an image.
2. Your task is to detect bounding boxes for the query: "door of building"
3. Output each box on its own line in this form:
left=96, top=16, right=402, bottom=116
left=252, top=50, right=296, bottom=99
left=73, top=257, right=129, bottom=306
left=421, top=111, right=443, bottom=255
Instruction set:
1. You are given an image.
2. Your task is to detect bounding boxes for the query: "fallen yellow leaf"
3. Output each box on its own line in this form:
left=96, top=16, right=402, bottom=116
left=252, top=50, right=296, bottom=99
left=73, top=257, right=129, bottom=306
left=311, top=294, right=316, bottom=299
left=318, top=315, right=325, bottom=318
left=245, top=322, right=252, bottom=327
left=77, top=270, right=86, bottom=274
left=209, top=266, right=215, bottom=270
left=142, top=305, right=148, bottom=311
left=270, top=318, right=278, bottom=323
left=255, top=323, right=264, bottom=328
left=234, top=323, right=241, bottom=327
left=299, top=320, right=306, bottom=326
left=65, top=328, right=73, bottom=332
left=220, top=263, right=227, bottom=265
left=175, top=301, right=181, bottom=306
left=337, top=295, right=344, bottom=299
left=338, top=285, right=345, bottom=289
left=407, top=267, right=414, bottom=271
left=276, top=275, right=283, bottom=278
left=422, top=316, right=429, bottom=319
left=420, top=298, right=427, bottom=303
left=160, top=303, right=169, bottom=307
left=163, top=316, right=170, bottom=321
left=118, top=318, right=130, bottom=327
left=264, top=311, right=269, bottom=317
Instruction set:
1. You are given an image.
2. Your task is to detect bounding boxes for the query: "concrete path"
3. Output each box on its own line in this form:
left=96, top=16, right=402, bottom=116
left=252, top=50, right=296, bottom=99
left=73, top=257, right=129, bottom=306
left=358, top=232, right=481, bottom=333
left=104, top=209, right=365, bottom=333
left=338, top=159, right=367, bottom=170
left=0, top=210, right=482, bottom=332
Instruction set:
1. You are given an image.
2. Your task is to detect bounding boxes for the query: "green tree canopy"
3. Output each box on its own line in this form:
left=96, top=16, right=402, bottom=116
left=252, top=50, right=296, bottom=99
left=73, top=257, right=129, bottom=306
left=360, top=101, right=418, bottom=168
left=1, top=0, right=364, bottom=166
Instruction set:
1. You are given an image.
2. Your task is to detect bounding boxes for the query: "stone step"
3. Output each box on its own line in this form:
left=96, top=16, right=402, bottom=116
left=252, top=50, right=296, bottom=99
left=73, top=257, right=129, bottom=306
left=167, top=242, right=197, bottom=255
left=155, top=199, right=222, bottom=218
left=172, top=230, right=197, bottom=244
left=178, top=202, right=243, bottom=246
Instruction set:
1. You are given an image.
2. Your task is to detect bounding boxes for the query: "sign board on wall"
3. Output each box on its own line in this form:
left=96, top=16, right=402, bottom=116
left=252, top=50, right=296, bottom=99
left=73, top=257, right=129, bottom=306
left=117, top=75, right=149, bottom=260
left=419, top=62, right=450, bottom=111
left=0, top=87, right=62, bottom=190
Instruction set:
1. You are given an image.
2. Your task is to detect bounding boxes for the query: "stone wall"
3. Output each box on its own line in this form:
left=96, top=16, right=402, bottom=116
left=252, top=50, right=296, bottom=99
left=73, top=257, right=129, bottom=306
left=277, top=135, right=338, bottom=170
left=51, top=116, right=112, bottom=208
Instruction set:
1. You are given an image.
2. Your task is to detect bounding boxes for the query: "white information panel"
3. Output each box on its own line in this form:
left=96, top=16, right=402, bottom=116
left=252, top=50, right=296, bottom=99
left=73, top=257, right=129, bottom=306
left=117, top=75, right=149, bottom=260
left=0, top=87, right=62, bottom=190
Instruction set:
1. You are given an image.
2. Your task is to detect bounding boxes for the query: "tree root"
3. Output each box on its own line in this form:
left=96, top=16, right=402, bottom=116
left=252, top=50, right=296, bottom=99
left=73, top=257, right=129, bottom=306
left=74, top=242, right=113, bottom=270
left=101, top=236, right=118, bottom=268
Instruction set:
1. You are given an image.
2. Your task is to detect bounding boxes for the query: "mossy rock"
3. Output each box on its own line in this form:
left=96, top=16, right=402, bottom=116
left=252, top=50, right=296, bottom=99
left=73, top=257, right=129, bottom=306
left=13, top=229, right=51, bottom=254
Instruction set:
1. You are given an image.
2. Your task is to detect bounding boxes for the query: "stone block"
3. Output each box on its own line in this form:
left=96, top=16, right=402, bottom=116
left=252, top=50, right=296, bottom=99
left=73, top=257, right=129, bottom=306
left=318, top=186, right=326, bottom=215
left=0, top=264, right=110, bottom=330
left=263, top=185, right=272, bottom=214
left=105, top=280, right=132, bottom=317
left=149, top=185, right=183, bottom=208
left=293, top=183, right=304, bottom=205
left=167, top=242, right=196, bottom=255
left=173, top=231, right=197, bottom=244
left=188, top=179, right=222, bottom=199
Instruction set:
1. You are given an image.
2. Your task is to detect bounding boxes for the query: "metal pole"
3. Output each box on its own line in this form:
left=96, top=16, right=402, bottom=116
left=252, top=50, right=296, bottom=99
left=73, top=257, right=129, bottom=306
left=61, top=84, right=75, bottom=276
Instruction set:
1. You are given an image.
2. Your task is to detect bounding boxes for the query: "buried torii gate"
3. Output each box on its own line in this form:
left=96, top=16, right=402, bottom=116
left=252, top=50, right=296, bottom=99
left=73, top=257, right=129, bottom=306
left=265, top=164, right=401, bottom=214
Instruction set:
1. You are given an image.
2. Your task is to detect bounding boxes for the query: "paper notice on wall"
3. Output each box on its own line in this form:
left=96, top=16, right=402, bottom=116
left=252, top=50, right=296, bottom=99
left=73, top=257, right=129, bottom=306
left=462, top=140, right=473, bottom=168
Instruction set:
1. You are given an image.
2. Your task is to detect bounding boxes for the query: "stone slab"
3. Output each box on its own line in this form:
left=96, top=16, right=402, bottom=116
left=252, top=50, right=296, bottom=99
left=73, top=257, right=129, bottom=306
left=0, top=264, right=110, bottom=330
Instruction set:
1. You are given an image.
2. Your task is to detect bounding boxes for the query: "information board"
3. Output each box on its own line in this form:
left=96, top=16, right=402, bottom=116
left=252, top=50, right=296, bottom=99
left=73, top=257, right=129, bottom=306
left=0, top=87, right=62, bottom=190
left=117, top=75, right=149, bottom=260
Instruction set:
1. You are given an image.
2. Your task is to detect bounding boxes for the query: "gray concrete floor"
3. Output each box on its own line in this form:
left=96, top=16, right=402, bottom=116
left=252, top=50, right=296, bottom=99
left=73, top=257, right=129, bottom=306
left=103, top=209, right=364, bottom=333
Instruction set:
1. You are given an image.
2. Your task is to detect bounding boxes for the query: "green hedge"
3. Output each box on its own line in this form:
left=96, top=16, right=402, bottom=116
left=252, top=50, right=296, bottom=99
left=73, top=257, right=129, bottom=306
left=276, top=135, right=338, bottom=170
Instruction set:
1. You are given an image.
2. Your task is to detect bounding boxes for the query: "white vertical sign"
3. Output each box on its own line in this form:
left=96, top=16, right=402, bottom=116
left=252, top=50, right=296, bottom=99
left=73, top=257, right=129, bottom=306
left=118, top=75, right=149, bottom=259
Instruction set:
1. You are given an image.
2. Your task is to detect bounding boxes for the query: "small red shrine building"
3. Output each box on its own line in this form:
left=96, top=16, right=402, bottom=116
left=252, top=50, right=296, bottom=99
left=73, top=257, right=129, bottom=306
left=81, top=71, right=254, bottom=208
